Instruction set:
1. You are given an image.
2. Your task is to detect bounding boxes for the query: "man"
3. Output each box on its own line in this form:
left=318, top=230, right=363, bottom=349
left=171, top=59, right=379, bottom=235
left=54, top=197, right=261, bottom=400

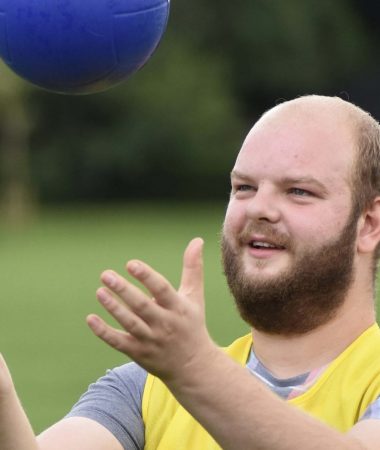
left=1, top=95, right=380, bottom=449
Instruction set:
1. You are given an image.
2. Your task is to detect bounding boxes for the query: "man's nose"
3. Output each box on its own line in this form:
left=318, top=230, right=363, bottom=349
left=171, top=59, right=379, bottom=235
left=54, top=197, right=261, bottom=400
left=245, top=187, right=281, bottom=223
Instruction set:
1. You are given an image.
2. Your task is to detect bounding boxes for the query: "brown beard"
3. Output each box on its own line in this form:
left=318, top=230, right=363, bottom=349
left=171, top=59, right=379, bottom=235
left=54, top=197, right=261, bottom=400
left=221, top=210, right=359, bottom=336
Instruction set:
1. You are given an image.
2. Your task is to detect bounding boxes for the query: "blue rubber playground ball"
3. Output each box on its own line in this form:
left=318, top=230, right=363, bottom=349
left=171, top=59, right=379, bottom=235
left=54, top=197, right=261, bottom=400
left=0, top=0, right=170, bottom=94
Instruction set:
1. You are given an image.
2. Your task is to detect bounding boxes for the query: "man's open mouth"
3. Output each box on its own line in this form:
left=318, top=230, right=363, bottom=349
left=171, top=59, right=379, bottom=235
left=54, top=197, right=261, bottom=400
left=248, top=240, right=285, bottom=250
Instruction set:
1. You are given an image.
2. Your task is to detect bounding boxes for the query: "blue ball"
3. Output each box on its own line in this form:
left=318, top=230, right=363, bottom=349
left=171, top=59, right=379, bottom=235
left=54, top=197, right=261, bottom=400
left=0, top=0, right=170, bottom=94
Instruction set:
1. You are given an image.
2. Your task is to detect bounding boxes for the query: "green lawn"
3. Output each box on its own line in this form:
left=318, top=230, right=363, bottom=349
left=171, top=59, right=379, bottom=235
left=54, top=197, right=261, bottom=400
left=0, top=203, right=378, bottom=434
left=0, top=203, right=249, bottom=433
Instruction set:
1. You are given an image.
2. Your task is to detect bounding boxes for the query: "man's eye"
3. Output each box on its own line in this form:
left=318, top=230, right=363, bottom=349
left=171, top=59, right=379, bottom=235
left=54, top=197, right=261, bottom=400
left=236, top=184, right=253, bottom=192
left=289, top=188, right=312, bottom=197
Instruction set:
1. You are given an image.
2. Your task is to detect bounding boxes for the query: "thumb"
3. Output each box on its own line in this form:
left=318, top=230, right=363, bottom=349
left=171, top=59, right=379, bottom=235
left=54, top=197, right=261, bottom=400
left=179, top=237, right=204, bottom=303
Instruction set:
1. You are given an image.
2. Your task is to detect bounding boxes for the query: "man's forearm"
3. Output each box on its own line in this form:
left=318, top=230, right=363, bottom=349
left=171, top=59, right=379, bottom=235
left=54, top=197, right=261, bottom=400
left=165, top=349, right=365, bottom=450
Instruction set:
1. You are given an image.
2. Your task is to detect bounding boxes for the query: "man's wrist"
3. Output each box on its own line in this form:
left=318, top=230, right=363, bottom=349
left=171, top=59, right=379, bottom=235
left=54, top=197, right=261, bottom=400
left=164, top=340, right=233, bottom=396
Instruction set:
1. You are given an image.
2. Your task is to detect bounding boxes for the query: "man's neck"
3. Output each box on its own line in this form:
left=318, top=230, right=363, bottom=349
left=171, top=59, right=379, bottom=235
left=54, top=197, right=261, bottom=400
left=251, top=292, right=376, bottom=379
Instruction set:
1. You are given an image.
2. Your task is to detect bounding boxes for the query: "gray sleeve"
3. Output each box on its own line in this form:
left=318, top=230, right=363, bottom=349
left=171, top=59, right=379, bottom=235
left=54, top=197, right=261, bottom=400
left=359, top=395, right=380, bottom=421
left=65, top=362, right=147, bottom=450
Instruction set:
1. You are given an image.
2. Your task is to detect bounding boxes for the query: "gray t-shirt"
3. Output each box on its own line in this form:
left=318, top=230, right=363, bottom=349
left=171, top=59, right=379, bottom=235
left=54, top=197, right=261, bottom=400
left=66, top=363, right=147, bottom=450
left=66, top=354, right=380, bottom=450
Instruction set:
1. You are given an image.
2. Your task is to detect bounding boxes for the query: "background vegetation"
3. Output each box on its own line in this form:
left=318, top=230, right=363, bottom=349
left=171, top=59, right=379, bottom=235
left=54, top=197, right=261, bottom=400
left=0, top=0, right=380, bottom=435
left=1, top=0, right=380, bottom=213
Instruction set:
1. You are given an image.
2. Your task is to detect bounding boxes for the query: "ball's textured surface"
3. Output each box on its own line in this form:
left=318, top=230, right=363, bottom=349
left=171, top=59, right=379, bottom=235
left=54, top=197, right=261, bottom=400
left=0, top=0, right=170, bottom=94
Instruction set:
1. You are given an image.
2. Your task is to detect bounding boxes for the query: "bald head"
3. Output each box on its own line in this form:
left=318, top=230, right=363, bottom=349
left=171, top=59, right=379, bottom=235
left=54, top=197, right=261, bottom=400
left=265, top=94, right=361, bottom=118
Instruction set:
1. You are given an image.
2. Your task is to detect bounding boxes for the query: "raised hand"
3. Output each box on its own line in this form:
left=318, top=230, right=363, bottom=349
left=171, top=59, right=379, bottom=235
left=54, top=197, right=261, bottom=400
left=87, top=238, right=220, bottom=385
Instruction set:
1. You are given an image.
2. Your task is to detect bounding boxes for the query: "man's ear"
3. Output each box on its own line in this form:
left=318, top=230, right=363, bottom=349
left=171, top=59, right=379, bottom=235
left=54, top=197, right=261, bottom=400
left=357, top=197, right=380, bottom=254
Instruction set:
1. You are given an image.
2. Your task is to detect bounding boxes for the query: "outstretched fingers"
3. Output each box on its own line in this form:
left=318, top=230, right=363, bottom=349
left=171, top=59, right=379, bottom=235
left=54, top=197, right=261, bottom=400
left=89, top=239, right=210, bottom=377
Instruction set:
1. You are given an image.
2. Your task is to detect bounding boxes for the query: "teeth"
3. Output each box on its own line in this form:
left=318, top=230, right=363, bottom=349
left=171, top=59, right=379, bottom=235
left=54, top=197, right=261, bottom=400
left=252, top=241, right=276, bottom=249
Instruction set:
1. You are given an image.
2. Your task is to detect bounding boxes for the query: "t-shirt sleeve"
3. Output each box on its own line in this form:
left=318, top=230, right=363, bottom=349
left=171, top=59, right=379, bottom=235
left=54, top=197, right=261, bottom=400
left=65, top=362, right=147, bottom=450
left=359, top=395, right=380, bottom=421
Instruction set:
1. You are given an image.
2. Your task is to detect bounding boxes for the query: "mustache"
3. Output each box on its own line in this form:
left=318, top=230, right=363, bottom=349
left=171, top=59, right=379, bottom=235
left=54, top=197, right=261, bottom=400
left=237, top=223, right=292, bottom=249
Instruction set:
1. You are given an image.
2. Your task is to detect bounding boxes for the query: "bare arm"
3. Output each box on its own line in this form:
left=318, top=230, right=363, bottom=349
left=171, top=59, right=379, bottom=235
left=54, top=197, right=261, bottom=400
left=87, top=238, right=378, bottom=450
left=37, top=417, right=123, bottom=450
left=0, top=354, right=38, bottom=450
left=0, top=352, right=125, bottom=450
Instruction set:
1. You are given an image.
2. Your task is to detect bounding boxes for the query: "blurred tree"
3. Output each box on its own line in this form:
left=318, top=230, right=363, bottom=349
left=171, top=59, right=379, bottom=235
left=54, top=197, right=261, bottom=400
left=173, top=0, right=372, bottom=116
left=344, top=0, right=380, bottom=121
left=0, top=61, right=36, bottom=224
left=30, top=35, right=243, bottom=202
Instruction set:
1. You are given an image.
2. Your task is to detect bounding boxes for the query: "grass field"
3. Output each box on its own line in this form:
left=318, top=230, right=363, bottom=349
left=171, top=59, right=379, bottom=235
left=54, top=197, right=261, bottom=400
left=0, top=202, right=249, bottom=433
left=0, top=202, right=379, bottom=434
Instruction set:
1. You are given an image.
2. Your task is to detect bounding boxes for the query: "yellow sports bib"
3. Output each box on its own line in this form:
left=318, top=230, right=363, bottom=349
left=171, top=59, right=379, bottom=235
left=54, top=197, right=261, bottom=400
left=142, top=324, right=380, bottom=450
